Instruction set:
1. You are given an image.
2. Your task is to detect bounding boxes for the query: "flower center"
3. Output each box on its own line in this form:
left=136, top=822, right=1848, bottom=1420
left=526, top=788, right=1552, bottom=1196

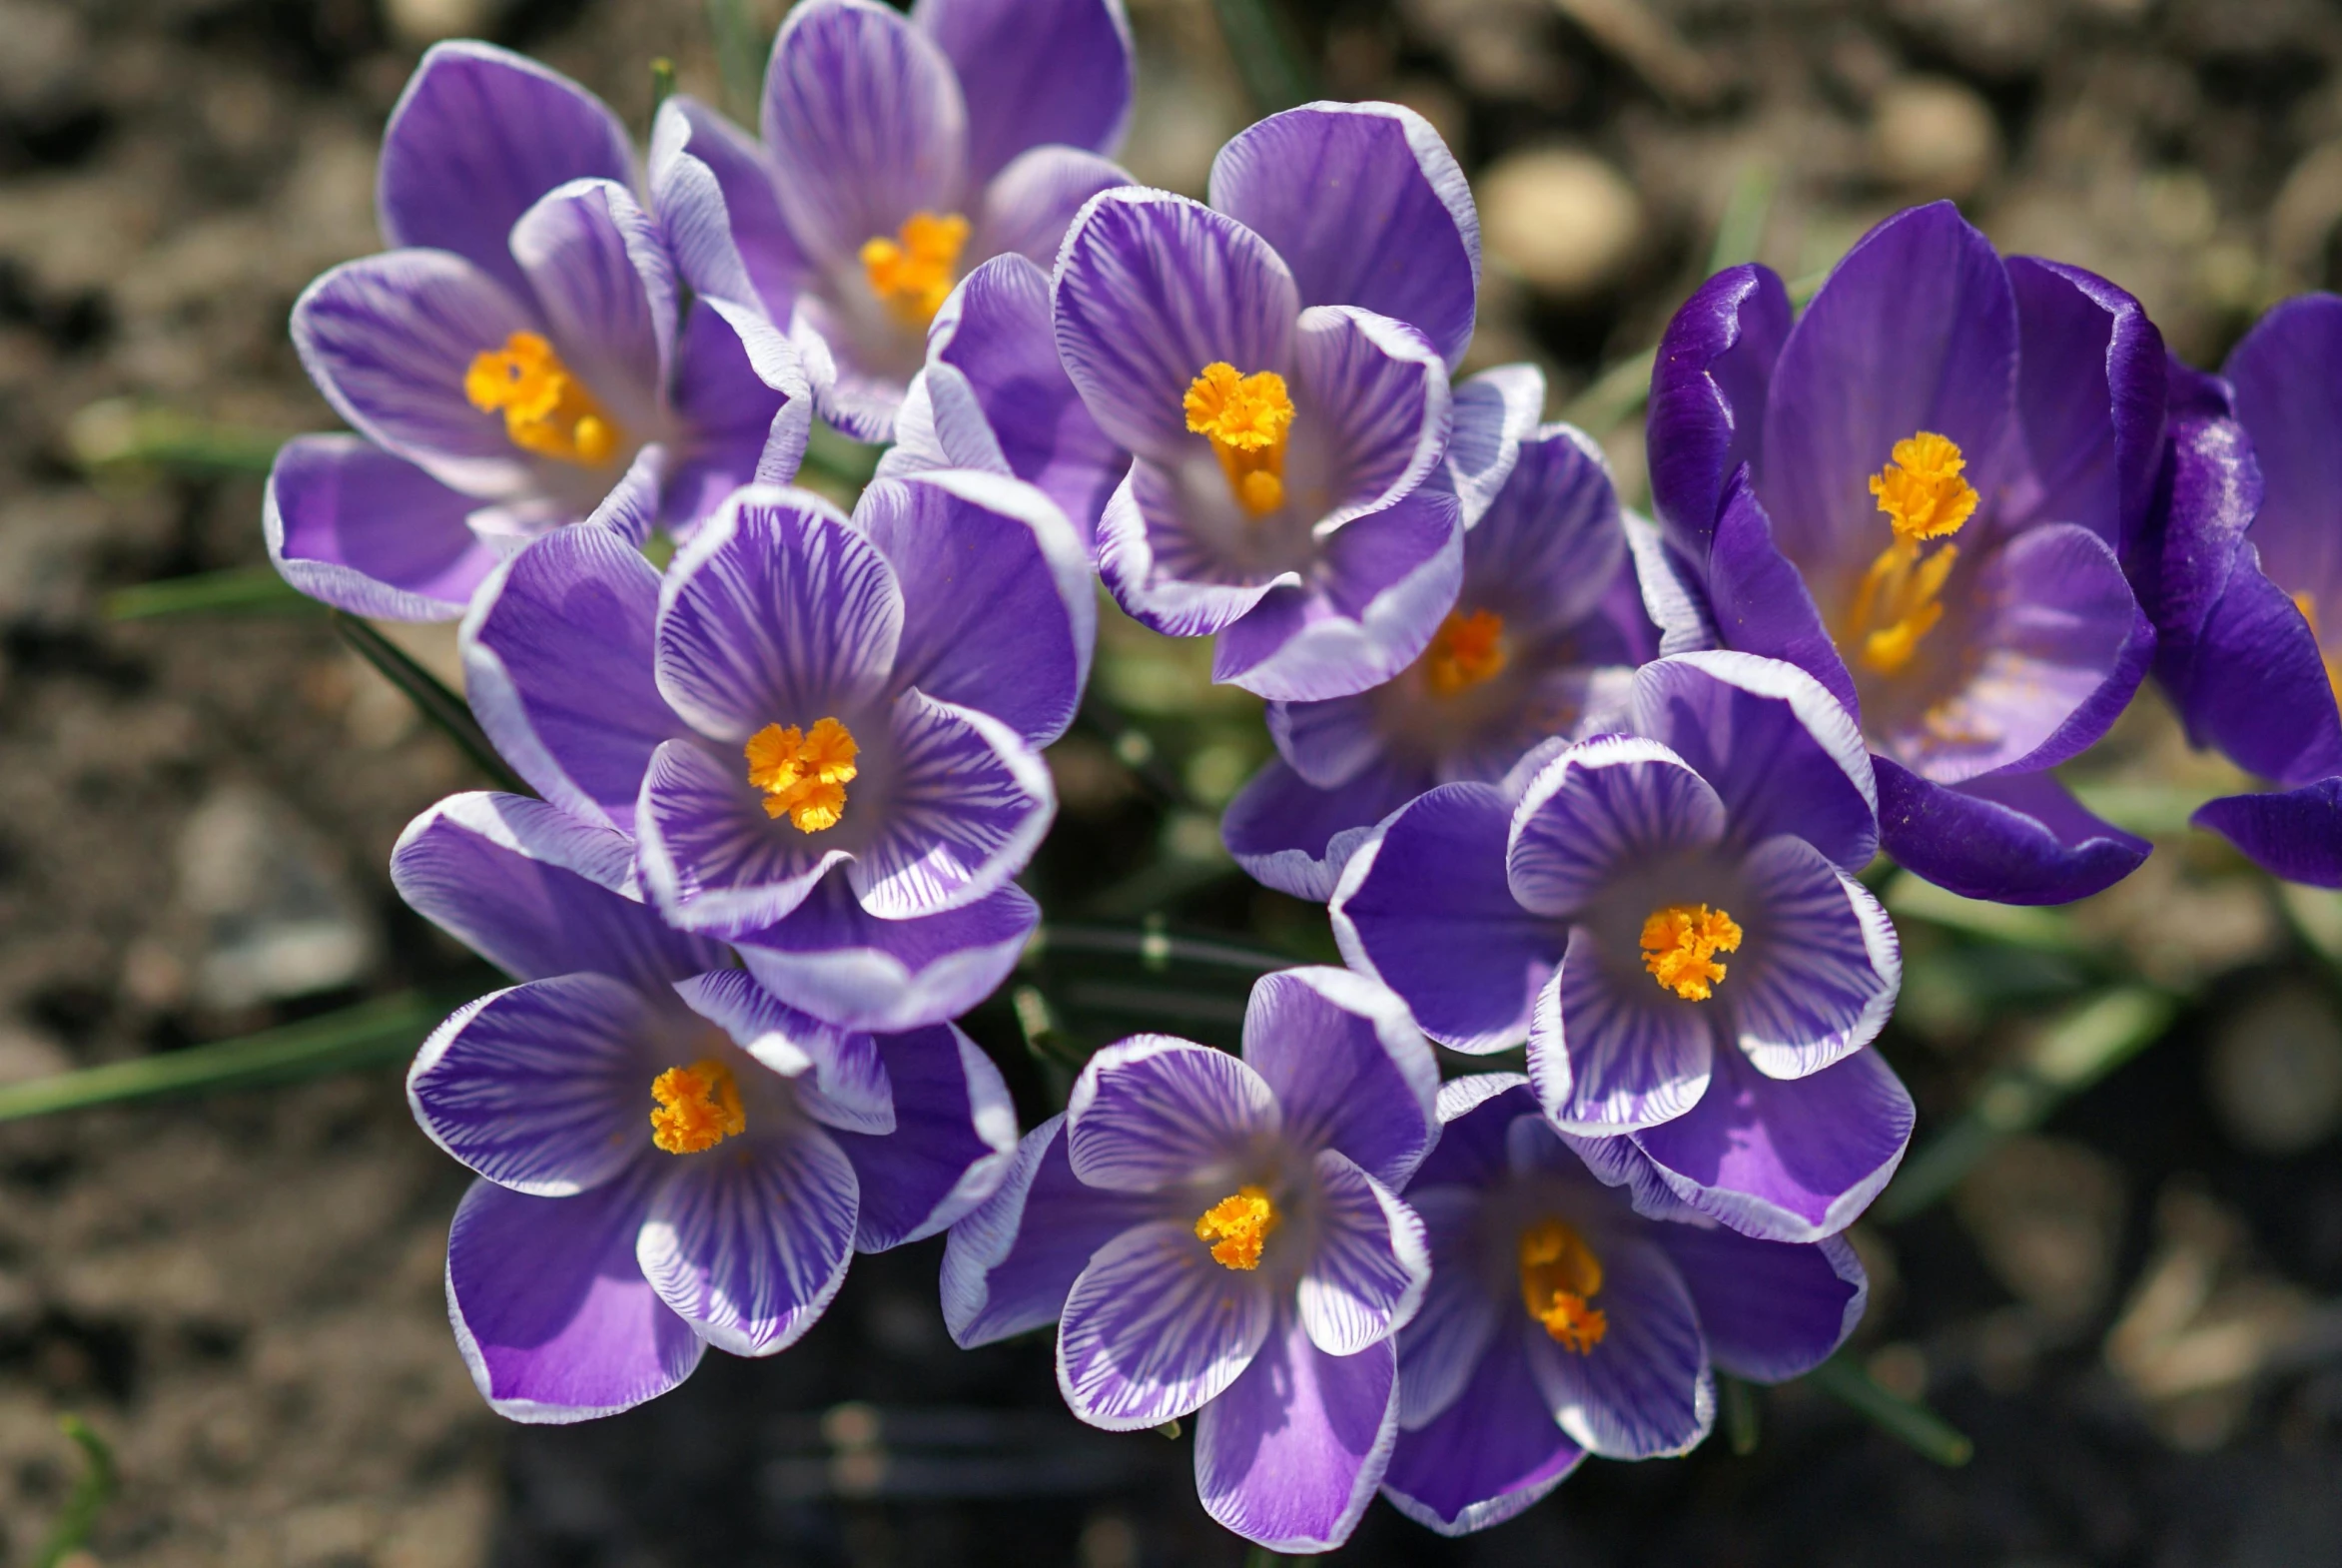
left=1517, top=1217, right=1607, bottom=1353
left=463, top=331, right=625, bottom=466
left=745, top=716, right=860, bottom=834
left=1843, top=430, right=1976, bottom=677
left=1639, top=902, right=1742, bottom=1001
left=649, top=1058, right=746, bottom=1155
left=860, top=211, right=970, bottom=328
left=1421, top=608, right=1510, bottom=696
left=2294, top=591, right=2342, bottom=711
left=1194, top=1185, right=1278, bottom=1271
left=1183, top=362, right=1295, bottom=518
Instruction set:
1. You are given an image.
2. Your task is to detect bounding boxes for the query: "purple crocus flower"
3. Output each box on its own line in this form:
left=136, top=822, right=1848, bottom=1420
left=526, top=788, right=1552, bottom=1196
left=1643, top=201, right=2162, bottom=905
left=1331, top=652, right=1911, bottom=1242
left=1223, top=415, right=1657, bottom=899
left=1052, top=102, right=1503, bottom=702
left=458, top=471, right=1092, bottom=1030
left=941, top=968, right=1436, bottom=1552
left=2134, top=296, right=2342, bottom=885
left=650, top=0, right=1136, bottom=440
left=268, top=41, right=810, bottom=621
left=1384, top=1076, right=1865, bottom=1534
left=393, top=790, right=1016, bottom=1420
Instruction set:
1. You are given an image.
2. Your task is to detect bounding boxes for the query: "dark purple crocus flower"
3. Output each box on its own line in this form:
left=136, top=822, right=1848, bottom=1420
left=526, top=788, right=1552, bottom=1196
left=1053, top=102, right=1500, bottom=702
left=650, top=0, right=1135, bottom=440
left=2136, top=296, right=2342, bottom=884
left=1223, top=415, right=1658, bottom=898
left=1383, top=1076, right=1865, bottom=1534
left=268, top=41, right=810, bottom=621
left=942, top=968, right=1435, bottom=1552
left=1642, top=201, right=2163, bottom=905
left=458, top=471, right=1092, bottom=1030
left=1332, top=652, right=1911, bottom=1242
left=394, top=791, right=1015, bottom=1421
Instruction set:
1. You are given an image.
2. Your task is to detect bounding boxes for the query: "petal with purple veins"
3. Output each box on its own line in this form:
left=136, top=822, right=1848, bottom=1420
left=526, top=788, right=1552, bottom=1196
left=509, top=179, right=674, bottom=423
left=735, top=879, right=1039, bottom=1033
left=1444, top=363, right=1545, bottom=527
left=973, top=145, right=1134, bottom=268
left=913, top=0, right=1134, bottom=183
left=264, top=434, right=497, bottom=620
left=1391, top=1184, right=1500, bottom=1429
left=1242, top=967, right=1438, bottom=1187
left=1466, top=422, right=1625, bottom=640
left=1382, top=1320, right=1584, bottom=1537
left=1528, top=927, right=1715, bottom=1135
left=1193, top=1307, right=1398, bottom=1553
left=1294, top=305, right=1451, bottom=529
left=1057, top=1217, right=1274, bottom=1429
left=669, top=969, right=893, bottom=1136
left=648, top=95, right=806, bottom=320
left=1297, top=1149, right=1430, bottom=1355
left=635, top=737, right=854, bottom=936
left=664, top=298, right=815, bottom=535
left=1524, top=1232, right=1712, bottom=1458
left=1067, top=1036, right=1280, bottom=1191
left=846, top=689, right=1055, bottom=918
left=827, top=1023, right=1019, bottom=1250
left=1727, top=836, right=1900, bottom=1081
left=1507, top=735, right=1727, bottom=918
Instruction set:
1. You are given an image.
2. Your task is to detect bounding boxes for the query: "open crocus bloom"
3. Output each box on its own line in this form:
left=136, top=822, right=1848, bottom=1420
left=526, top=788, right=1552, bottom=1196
left=1643, top=202, right=2161, bottom=904
left=1332, top=652, right=1910, bottom=1242
left=393, top=791, right=1015, bottom=1421
left=650, top=0, right=1135, bottom=440
left=269, top=41, right=810, bottom=621
left=1224, top=415, right=1656, bottom=898
left=2138, top=296, right=2342, bottom=885
left=457, top=471, right=1091, bottom=1029
left=1383, top=1077, right=1864, bottom=1535
left=1053, top=102, right=1502, bottom=702
left=942, top=968, right=1435, bottom=1553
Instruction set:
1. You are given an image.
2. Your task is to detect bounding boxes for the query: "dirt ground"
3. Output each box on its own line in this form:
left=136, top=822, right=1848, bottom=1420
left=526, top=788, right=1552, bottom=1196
left=4, top=0, right=2342, bottom=1564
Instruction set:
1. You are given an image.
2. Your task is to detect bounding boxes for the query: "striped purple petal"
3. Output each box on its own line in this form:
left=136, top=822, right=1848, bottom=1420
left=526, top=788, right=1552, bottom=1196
left=1193, top=1306, right=1398, bottom=1553
left=1067, top=1036, right=1280, bottom=1192
left=1057, top=1216, right=1274, bottom=1429
left=264, top=434, right=496, bottom=621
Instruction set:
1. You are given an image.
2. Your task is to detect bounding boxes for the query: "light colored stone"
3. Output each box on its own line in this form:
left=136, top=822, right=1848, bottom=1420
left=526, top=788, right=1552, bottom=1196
left=384, top=0, right=496, bottom=47
left=2208, top=984, right=2342, bottom=1155
left=1954, top=1136, right=2124, bottom=1329
left=175, top=785, right=378, bottom=1009
left=1872, top=75, right=2002, bottom=200
left=1476, top=148, right=1646, bottom=299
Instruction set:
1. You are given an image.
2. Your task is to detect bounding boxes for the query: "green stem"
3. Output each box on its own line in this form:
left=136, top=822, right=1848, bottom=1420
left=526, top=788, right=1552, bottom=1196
left=1804, top=1353, right=1972, bottom=1467
left=1210, top=0, right=1314, bottom=114
left=1706, top=161, right=1777, bottom=276
left=68, top=398, right=286, bottom=476
left=34, top=1416, right=116, bottom=1568
left=332, top=612, right=529, bottom=795
left=1037, top=924, right=1289, bottom=974
left=1721, top=1375, right=1761, bottom=1455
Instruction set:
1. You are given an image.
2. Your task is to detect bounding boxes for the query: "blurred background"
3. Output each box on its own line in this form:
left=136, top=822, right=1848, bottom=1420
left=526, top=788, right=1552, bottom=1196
left=3, top=0, right=2342, bottom=1562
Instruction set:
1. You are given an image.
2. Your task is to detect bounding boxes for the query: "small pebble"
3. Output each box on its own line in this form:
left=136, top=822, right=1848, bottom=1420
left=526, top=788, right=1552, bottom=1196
left=1476, top=148, right=1645, bottom=300
left=1872, top=76, right=2002, bottom=200
left=2208, top=984, right=2342, bottom=1156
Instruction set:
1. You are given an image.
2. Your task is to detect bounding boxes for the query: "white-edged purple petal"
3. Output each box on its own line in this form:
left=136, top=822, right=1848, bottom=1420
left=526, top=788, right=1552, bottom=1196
left=1528, top=926, right=1717, bottom=1134
left=942, top=1116, right=1166, bottom=1346
left=1221, top=752, right=1426, bottom=902
left=291, top=250, right=538, bottom=495
left=648, top=94, right=806, bottom=319
left=846, top=688, right=1055, bottom=917
left=1067, top=1035, right=1280, bottom=1192
left=637, top=1116, right=861, bottom=1355
left=670, top=969, right=894, bottom=1136
left=1053, top=187, right=1299, bottom=463
left=1241, top=967, right=1436, bottom=1187
left=510, top=179, right=674, bottom=419
left=1391, top=1183, right=1501, bottom=1429
left=735, top=879, right=1038, bottom=1033
left=264, top=434, right=497, bottom=620
left=1444, top=363, right=1545, bottom=527
left=1523, top=1233, right=1713, bottom=1459
left=1655, top=1224, right=1866, bottom=1383
left=975, top=145, right=1134, bottom=268
left=761, top=0, right=968, bottom=269
left=665, top=297, right=815, bottom=532
left=1469, top=422, right=1626, bottom=638
left=1507, top=734, right=1727, bottom=918
left=1094, top=461, right=1295, bottom=638
left=1194, top=1307, right=1398, bottom=1554
left=1298, top=1149, right=1430, bottom=1355
left=1625, top=510, right=1722, bottom=656
left=1728, top=836, right=1901, bottom=1080
left=378, top=42, right=635, bottom=300
left=1294, top=305, right=1451, bottom=529
left=446, top=1173, right=705, bottom=1423
left=1208, top=102, right=1479, bottom=372
left=828, top=1023, right=1019, bottom=1250
left=391, top=791, right=726, bottom=988
left=914, top=0, right=1135, bottom=183
left=1057, top=1216, right=1274, bottom=1430
left=635, top=737, right=854, bottom=936
left=1382, top=1320, right=1585, bottom=1537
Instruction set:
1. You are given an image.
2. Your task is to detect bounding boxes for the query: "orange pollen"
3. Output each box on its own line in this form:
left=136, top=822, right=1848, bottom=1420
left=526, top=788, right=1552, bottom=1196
left=1639, top=902, right=1742, bottom=1002
left=1422, top=608, right=1510, bottom=695
left=1845, top=430, right=1975, bottom=676
left=463, top=331, right=625, bottom=466
left=1194, top=1185, right=1278, bottom=1271
left=745, top=716, right=860, bottom=834
left=1183, top=362, right=1295, bottom=518
left=649, top=1058, right=746, bottom=1155
left=1518, top=1218, right=1608, bottom=1353
left=2295, top=591, right=2342, bottom=710
left=859, top=212, right=970, bottom=328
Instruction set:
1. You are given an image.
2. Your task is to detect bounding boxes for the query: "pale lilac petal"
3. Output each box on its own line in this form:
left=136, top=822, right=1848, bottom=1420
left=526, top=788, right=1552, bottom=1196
left=845, top=689, right=1056, bottom=918
left=1506, top=735, right=1727, bottom=918
left=390, top=792, right=725, bottom=988
left=1528, top=928, right=1715, bottom=1135
left=1298, top=1150, right=1430, bottom=1355
left=1221, top=753, right=1426, bottom=902
left=914, top=0, right=1135, bottom=182
left=509, top=179, right=673, bottom=418
left=1445, top=363, right=1545, bottom=527
left=735, top=880, right=1039, bottom=1033
left=665, top=298, right=815, bottom=532
left=828, top=1023, right=1019, bottom=1249
left=654, top=486, right=903, bottom=740
left=1654, top=1225, right=1866, bottom=1382
left=1391, top=1184, right=1501, bottom=1429
left=635, top=738, right=852, bottom=936
left=1241, top=967, right=1436, bottom=1187
left=1066, top=1036, right=1279, bottom=1191
left=1524, top=1234, right=1713, bottom=1458
left=291, top=250, right=538, bottom=495
left=264, top=434, right=496, bottom=620
left=1625, top=511, right=1722, bottom=655
left=1382, top=1325, right=1584, bottom=1537
left=1466, top=422, right=1624, bottom=638
left=1058, top=1217, right=1274, bottom=1429
left=1053, top=188, right=1299, bottom=463
left=648, top=95, right=806, bottom=319
left=638, top=1116, right=861, bottom=1355
left=942, top=1116, right=1165, bottom=1346
left=974, top=145, right=1134, bottom=267
left=1094, top=460, right=1292, bottom=638
left=670, top=969, right=893, bottom=1136
left=1193, top=1308, right=1398, bottom=1553
left=1728, top=837, right=1900, bottom=1081
left=446, top=1174, right=705, bottom=1423
left=760, top=0, right=968, bottom=269
left=1294, top=305, right=1450, bottom=528
left=378, top=41, right=634, bottom=299
left=1208, top=102, right=1479, bottom=371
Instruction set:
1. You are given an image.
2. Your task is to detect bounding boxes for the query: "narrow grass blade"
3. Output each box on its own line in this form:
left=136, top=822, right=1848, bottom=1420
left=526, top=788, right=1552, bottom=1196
left=1805, top=1353, right=1972, bottom=1466
left=1037, top=924, right=1288, bottom=975
left=1706, top=160, right=1777, bottom=275
left=651, top=56, right=678, bottom=116
left=0, top=990, right=456, bottom=1122
left=1211, top=0, right=1314, bottom=113
left=68, top=397, right=286, bottom=476
left=333, top=612, right=528, bottom=795
left=34, top=1416, right=116, bottom=1568
left=1722, top=1375, right=1761, bottom=1455
left=705, top=0, right=766, bottom=122
left=106, top=564, right=316, bottom=620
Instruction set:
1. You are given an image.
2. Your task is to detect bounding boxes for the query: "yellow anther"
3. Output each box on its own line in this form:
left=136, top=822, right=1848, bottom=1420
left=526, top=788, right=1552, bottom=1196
left=1183, top=362, right=1295, bottom=518
left=464, top=331, right=625, bottom=466
left=2295, top=591, right=2342, bottom=710
left=860, top=212, right=970, bottom=328
left=1518, top=1218, right=1608, bottom=1353
left=1422, top=608, right=1509, bottom=696
left=745, top=716, right=860, bottom=834
left=1194, top=1185, right=1278, bottom=1271
left=1844, top=430, right=1975, bottom=676
left=1639, top=902, right=1742, bottom=1002
left=649, top=1058, right=746, bottom=1155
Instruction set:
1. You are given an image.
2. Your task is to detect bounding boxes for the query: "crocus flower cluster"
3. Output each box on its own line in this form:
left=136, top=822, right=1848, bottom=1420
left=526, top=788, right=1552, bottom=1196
left=258, top=18, right=2342, bottom=1554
